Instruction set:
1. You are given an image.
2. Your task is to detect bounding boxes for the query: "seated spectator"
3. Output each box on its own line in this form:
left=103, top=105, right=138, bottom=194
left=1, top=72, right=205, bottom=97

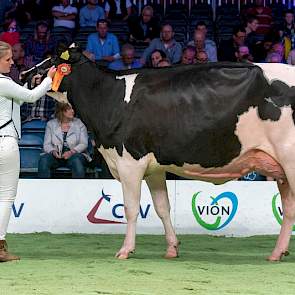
left=279, top=10, right=295, bottom=49
left=0, top=18, right=20, bottom=46
left=149, top=49, right=166, bottom=67
left=79, top=0, right=105, bottom=27
left=195, top=51, right=208, bottom=63
left=108, top=43, right=142, bottom=70
left=235, top=45, right=253, bottom=62
left=187, top=30, right=217, bottom=62
left=252, top=33, right=275, bottom=62
left=218, top=26, right=246, bottom=62
left=85, top=19, right=120, bottom=64
left=9, top=43, right=34, bottom=84
left=245, top=15, right=259, bottom=36
left=194, top=21, right=217, bottom=49
left=38, top=103, right=91, bottom=179
left=266, top=52, right=283, bottom=63
left=181, top=46, right=196, bottom=65
left=287, top=49, right=295, bottom=65
left=128, top=5, right=160, bottom=45
left=270, top=42, right=285, bottom=62
left=21, top=74, right=56, bottom=122
left=105, top=0, right=132, bottom=21
left=245, top=0, right=272, bottom=36
left=52, top=0, right=77, bottom=30
left=157, top=58, right=171, bottom=67
left=25, top=21, right=56, bottom=63
left=244, top=16, right=260, bottom=56
left=141, top=24, right=182, bottom=65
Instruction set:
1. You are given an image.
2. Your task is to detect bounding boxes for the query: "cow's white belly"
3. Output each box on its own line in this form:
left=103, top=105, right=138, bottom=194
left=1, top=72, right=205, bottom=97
left=98, top=105, right=295, bottom=183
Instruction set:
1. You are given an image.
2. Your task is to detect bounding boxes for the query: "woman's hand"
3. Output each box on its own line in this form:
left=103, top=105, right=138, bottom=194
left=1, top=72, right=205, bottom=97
left=47, top=66, right=57, bottom=79
left=62, top=150, right=76, bottom=160
left=52, top=150, right=61, bottom=159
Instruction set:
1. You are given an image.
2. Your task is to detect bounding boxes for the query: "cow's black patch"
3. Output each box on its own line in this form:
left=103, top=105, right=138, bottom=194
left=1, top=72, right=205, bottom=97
left=27, top=54, right=295, bottom=168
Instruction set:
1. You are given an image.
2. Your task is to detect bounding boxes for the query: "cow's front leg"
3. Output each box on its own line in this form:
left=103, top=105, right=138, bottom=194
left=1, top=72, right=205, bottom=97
left=268, top=181, right=295, bottom=261
left=115, top=161, right=146, bottom=259
left=145, top=172, right=179, bottom=258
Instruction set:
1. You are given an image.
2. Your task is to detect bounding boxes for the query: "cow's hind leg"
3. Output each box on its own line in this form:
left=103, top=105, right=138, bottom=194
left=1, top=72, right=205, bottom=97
left=268, top=180, right=295, bottom=261
left=145, top=172, right=179, bottom=258
left=115, top=161, right=146, bottom=260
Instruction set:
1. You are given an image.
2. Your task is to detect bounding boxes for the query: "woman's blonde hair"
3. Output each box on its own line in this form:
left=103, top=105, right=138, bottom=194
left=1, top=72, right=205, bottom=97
left=0, top=41, right=11, bottom=58
left=55, top=102, right=72, bottom=122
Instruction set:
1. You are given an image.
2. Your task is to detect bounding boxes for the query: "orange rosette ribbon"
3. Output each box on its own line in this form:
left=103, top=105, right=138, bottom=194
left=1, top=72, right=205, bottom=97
left=52, top=63, right=71, bottom=92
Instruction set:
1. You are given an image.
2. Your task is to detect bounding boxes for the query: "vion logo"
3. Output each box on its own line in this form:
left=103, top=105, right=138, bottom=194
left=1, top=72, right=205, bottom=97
left=192, top=191, right=238, bottom=230
left=87, top=190, right=151, bottom=224
left=272, top=193, right=295, bottom=231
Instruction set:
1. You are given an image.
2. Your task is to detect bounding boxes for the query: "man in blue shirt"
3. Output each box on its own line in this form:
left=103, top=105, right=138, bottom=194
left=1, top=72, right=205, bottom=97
left=141, top=24, right=182, bottom=65
left=79, top=0, right=105, bottom=27
left=108, top=44, right=142, bottom=70
left=86, top=19, right=120, bottom=62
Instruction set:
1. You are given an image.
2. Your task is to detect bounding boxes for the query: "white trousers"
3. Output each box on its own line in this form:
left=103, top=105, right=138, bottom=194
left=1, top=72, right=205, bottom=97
left=0, top=137, right=19, bottom=240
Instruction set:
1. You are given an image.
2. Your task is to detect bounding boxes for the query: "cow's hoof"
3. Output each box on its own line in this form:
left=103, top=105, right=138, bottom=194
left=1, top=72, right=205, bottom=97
left=115, top=249, right=135, bottom=260
left=164, top=241, right=180, bottom=259
left=267, top=250, right=289, bottom=262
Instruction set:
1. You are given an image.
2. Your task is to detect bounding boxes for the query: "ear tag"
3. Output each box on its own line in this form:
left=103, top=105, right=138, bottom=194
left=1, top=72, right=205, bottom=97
left=60, top=50, right=70, bottom=60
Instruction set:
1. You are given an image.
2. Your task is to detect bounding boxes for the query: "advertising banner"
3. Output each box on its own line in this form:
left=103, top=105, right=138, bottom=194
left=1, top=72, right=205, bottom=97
left=8, top=179, right=284, bottom=236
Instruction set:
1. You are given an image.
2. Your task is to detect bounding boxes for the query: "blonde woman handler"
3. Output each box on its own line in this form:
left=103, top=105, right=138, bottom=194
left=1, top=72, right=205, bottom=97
left=0, top=41, right=56, bottom=262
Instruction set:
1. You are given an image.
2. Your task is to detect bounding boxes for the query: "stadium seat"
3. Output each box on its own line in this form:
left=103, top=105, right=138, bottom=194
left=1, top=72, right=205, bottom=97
left=21, top=119, right=46, bottom=141
left=20, top=146, right=42, bottom=174
left=19, top=133, right=43, bottom=147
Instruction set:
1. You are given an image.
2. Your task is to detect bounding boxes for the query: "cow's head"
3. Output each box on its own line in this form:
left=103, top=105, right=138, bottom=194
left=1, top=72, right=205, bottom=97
left=22, top=43, right=88, bottom=103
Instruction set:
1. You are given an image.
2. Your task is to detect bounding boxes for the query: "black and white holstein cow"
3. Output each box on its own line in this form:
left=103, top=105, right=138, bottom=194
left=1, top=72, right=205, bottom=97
left=25, top=45, right=295, bottom=261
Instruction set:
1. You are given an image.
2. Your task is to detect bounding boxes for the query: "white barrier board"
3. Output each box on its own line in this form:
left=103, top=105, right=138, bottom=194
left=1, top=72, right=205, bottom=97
left=8, top=179, right=284, bottom=236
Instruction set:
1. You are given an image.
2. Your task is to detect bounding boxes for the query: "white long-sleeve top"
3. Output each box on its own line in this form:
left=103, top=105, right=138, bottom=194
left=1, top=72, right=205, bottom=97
left=0, top=74, right=52, bottom=138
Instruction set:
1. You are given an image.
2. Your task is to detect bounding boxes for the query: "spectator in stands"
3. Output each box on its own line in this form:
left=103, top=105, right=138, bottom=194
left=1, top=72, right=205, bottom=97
left=269, top=42, right=285, bottom=63
left=266, top=52, right=283, bottom=63
left=287, top=49, right=295, bottom=65
left=9, top=43, right=34, bottom=84
left=157, top=58, right=171, bottom=67
left=194, top=21, right=217, bottom=49
left=52, top=0, right=77, bottom=31
left=252, top=33, right=275, bottom=62
left=21, top=73, right=56, bottom=122
left=244, top=16, right=260, bottom=56
left=187, top=30, right=217, bottom=62
left=141, top=24, right=182, bottom=65
left=86, top=19, right=120, bottom=64
left=279, top=10, right=295, bottom=49
left=149, top=49, right=166, bottom=67
left=195, top=51, right=208, bottom=63
left=38, top=103, right=90, bottom=179
left=105, top=0, right=132, bottom=21
left=245, top=0, right=272, bottom=36
left=25, top=21, right=56, bottom=64
left=0, top=18, right=20, bottom=46
left=79, top=0, right=105, bottom=27
left=108, top=43, right=142, bottom=70
left=0, top=41, right=56, bottom=262
left=181, top=46, right=196, bottom=65
left=235, top=45, right=253, bottom=63
left=128, top=5, right=160, bottom=45
left=218, top=26, right=246, bottom=62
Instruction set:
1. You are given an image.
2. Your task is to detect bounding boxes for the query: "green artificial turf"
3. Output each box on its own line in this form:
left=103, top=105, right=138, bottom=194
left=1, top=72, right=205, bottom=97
left=1, top=234, right=295, bottom=295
